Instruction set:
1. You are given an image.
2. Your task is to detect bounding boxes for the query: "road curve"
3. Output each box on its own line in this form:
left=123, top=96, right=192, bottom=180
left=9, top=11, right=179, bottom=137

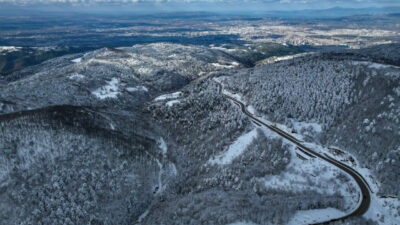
left=215, top=81, right=371, bottom=224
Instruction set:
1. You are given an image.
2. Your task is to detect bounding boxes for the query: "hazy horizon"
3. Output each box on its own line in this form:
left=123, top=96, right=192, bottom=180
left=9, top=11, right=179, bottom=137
left=1, top=0, right=400, bottom=16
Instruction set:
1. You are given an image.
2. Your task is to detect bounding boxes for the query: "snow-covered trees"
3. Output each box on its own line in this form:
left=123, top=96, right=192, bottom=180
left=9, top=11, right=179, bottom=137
left=141, top=80, right=348, bottom=224
left=221, top=54, right=400, bottom=197
left=0, top=106, right=160, bottom=225
left=146, top=80, right=251, bottom=169
left=222, top=56, right=359, bottom=128
left=1, top=42, right=398, bottom=224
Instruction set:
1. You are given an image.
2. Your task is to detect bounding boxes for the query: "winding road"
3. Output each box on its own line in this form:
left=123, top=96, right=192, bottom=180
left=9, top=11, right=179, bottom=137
left=215, top=81, right=371, bottom=224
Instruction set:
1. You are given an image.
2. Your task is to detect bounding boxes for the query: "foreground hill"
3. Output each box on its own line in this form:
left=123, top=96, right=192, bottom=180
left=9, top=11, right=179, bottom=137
left=221, top=53, right=400, bottom=196
left=220, top=52, right=400, bottom=223
left=0, top=105, right=163, bottom=224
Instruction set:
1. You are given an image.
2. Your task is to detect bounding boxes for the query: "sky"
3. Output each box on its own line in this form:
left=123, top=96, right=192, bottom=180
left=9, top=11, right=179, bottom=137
left=0, top=0, right=399, bottom=14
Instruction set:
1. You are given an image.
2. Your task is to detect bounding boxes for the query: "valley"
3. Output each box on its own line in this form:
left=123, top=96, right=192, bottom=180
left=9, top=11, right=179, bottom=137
left=0, top=8, right=399, bottom=225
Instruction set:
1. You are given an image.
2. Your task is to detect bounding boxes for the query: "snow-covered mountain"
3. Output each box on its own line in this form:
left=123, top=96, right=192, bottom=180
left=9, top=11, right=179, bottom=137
left=0, top=43, right=399, bottom=225
left=0, top=43, right=241, bottom=115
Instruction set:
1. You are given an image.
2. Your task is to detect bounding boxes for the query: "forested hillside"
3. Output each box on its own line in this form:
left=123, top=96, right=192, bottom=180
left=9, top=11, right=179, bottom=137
left=0, top=43, right=398, bottom=224
left=221, top=54, right=400, bottom=197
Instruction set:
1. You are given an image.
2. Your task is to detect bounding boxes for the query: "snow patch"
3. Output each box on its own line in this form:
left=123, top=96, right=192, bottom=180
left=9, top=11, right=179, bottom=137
left=109, top=122, right=115, bottom=130
left=92, top=78, right=121, bottom=100
left=126, top=86, right=148, bottom=92
left=137, top=67, right=154, bottom=75
left=211, top=62, right=239, bottom=69
left=292, top=121, right=323, bottom=133
left=170, top=163, right=178, bottom=176
left=222, top=89, right=245, bottom=103
left=166, top=100, right=180, bottom=107
left=247, top=105, right=256, bottom=115
left=259, top=139, right=359, bottom=203
left=0, top=46, right=21, bottom=54
left=209, top=128, right=258, bottom=165
left=288, top=208, right=346, bottom=225
left=68, top=73, right=85, bottom=80
left=154, top=158, right=163, bottom=194
left=71, top=57, right=82, bottom=63
left=261, top=53, right=313, bottom=64
left=364, top=194, right=400, bottom=225
left=155, top=91, right=182, bottom=101
left=158, top=137, right=178, bottom=175
left=159, top=138, right=168, bottom=157
left=210, top=46, right=238, bottom=53
left=352, top=61, right=400, bottom=69
left=32, top=46, right=58, bottom=51
left=231, top=61, right=240, bottom=66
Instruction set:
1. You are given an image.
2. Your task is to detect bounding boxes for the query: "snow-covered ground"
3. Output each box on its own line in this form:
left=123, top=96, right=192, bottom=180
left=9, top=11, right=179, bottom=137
left=294, top=143, right=400, bottom=224
left=126, top=86, right=148, bottom=93
left=154, top=91, right=182, bottom=101
left=137, top=67, right=155, bottom=76
left=137, top=137, right=178, bottom=224
left=288, top=208, right=346, bottom=225
left=92, top=78, right=121, bottom=100
left=254, top=123, right=359, bottom=211
left=68, top=73, right=85, bottom=80
left=246, top=105, right=256, bottom=115
left=31, top=46, right=58, bottom=51
left=365, top=195, right=400, bottom=225
left=166, top=99, right=180, bottom=107
left=0, top=46, right=21, bottom=54
left=223, top=90, right=245, bottom=102
left=215, top=79, right=366, bottom=223
left=291, top=121, right=322, bottom=133
left=71, top=57, right=82, bottom=63
left=258, top=138, right=359, bottom=206
left=211, top=62, right=240, bottom=69
left=158, top=137, right=178, bottom=178
left=86, top=58, right=133, bottom=72
left=159, top=137, right=177, bottom=176
left=351, top=61, right=400, bottom=69
left=325, top=146, right=400, bottom=225
left=273, top=123, right=304, bottom=141
left=219, top=78, right=400, bottom=225
left=159, top=138, right=168, bottom=157
left=208, top=128, right=258, bottom=165
left=154, top=157, right=163, bottom=195
left=209, top=46, right=238, bottom=53
left=260, top=52, right=313, bottom=65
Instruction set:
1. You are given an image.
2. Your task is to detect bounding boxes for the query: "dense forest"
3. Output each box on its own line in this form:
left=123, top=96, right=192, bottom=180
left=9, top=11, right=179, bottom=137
left=221, top=54, right=400, bottom=197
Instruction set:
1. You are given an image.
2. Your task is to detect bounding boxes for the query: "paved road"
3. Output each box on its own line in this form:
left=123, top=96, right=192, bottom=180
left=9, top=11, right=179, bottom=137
left=216, top=81, right=371, bottom=224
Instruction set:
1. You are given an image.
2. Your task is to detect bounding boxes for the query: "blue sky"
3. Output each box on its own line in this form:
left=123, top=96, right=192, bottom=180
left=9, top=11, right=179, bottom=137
left=0, top=0, right=399, bottom=13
